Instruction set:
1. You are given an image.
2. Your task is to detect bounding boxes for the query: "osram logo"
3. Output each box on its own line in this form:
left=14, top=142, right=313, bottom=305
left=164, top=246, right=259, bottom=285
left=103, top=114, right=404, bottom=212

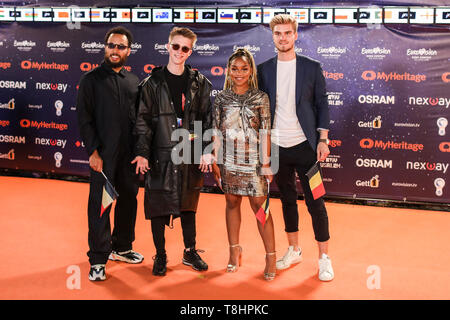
left=356, top=158, right=393, bottom=169
left=0, top=135, right=26, bottom=144
left=406, top=161, right=448, bottom=174
left=359, top=138, right=424, bottom=152
left=358, top=95, right=395, bottom=105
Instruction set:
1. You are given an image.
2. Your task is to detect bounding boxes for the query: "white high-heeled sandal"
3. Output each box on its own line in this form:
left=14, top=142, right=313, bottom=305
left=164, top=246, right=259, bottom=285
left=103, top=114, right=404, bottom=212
left=226, top=244, right=242, bottom=273
left=264, top=252, right=276, bottom=281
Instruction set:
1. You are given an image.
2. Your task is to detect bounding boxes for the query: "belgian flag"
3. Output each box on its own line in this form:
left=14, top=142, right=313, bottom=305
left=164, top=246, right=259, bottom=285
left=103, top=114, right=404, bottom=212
left=100, top=171, right=119, bottom=217
left=305, top=161, right=326, bottom=200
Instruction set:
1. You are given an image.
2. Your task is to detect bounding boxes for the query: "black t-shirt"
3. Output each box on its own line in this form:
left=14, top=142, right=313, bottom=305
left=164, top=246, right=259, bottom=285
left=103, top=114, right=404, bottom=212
left=164, top=66, right=189, bottom=120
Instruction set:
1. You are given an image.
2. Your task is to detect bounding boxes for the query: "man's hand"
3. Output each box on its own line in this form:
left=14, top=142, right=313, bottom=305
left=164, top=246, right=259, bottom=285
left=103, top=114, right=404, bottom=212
left=89, top=150, right=103, bottom=172
left=317, top=142, right=330, bottom=162
left=131, top=156, right=149, bottom=175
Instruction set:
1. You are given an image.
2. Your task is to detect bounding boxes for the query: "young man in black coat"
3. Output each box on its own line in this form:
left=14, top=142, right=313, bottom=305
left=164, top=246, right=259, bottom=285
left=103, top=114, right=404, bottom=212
left=133, top=27, right=213, bottom=276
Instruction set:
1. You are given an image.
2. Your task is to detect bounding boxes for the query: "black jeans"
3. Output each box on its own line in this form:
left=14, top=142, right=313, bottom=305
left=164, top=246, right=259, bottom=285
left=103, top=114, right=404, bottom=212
left=151, top=211, right=197, bottom=255
left=87, top=152, right=139, bottom=265
left=274, top=141, right=330, bottom=242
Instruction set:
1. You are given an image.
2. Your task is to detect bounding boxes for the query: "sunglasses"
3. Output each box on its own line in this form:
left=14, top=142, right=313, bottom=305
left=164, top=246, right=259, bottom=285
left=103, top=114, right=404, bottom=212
left=106, top=43, right=129, bottom=51
left=170, top=43, right=191, bottom=53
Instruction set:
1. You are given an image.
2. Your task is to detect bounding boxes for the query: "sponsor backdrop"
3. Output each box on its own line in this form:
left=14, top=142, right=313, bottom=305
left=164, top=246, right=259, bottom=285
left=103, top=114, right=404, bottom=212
left=0, top=1, right=449, bottom=203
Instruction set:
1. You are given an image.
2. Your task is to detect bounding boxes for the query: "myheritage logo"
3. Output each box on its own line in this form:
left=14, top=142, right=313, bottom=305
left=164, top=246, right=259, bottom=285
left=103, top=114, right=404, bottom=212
left=360, top=138, right=424, bottom=152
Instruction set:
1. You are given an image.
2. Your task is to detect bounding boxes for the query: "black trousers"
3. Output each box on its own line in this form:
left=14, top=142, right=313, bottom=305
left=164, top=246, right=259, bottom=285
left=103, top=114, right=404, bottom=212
left=87, top=152, right=139, bottom=265
left=151, top=211, right=196, bottom=256
left=274, top=141, right=330, bottom=242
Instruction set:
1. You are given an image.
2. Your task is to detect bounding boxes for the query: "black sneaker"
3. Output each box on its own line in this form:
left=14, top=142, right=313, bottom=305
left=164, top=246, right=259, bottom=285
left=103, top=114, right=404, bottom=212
left=182, top=248, right=208, bottom=271
left=109, top=250, right=144, bottom=264
left=89, top=264, right=106, bottom=281
left=152, top=254, right=167, bottom=276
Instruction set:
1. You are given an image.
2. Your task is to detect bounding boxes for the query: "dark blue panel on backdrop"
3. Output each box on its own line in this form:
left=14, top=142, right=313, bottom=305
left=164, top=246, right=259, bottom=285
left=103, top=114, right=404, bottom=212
left=0, top=1, right=449, bottom=204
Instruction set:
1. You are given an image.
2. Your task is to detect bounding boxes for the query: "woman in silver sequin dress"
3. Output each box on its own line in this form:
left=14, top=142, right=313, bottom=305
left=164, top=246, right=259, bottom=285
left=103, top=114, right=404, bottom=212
left=211, top=48, right=277, bottom=281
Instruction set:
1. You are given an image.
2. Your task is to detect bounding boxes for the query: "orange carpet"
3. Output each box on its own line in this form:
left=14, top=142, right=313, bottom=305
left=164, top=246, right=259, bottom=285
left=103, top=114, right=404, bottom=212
left=0, top=176, right=449, bottom=300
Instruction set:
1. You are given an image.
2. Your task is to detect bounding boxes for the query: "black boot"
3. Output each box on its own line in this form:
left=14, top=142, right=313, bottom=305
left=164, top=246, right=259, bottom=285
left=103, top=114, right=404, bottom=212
left=152, top=254, right=167, bottom=276
left=182, top=248, right=208, bottom=271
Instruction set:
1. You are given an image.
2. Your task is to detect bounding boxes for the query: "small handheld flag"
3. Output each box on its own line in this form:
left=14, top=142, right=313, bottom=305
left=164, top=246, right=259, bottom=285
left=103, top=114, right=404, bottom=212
left=255, top=179, right=270, bottom=227
left=305, top=161, right=326, bottom=200
left=100, top=171, right=119, bottom=217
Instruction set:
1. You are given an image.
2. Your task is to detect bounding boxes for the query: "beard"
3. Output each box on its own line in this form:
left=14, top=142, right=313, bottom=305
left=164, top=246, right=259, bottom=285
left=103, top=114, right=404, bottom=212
left=104, top=53, right=127, bottom=69
left=275, top=43, right=294, bottom=53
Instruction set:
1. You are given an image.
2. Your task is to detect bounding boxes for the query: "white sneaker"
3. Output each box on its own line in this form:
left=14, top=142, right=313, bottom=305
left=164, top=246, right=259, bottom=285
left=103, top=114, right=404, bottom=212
left=276, top=246, right=303, bottom=270
left=318, top=253, right=334, bottom=281
left=89, top=264, right=106, bottom=281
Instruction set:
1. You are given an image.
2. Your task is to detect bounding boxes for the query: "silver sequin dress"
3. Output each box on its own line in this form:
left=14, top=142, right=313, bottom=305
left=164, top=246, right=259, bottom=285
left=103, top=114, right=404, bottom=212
left=213, top=88, right=271, bottom=197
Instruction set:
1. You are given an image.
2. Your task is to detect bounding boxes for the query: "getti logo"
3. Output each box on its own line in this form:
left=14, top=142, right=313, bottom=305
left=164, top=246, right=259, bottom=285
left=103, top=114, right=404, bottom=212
left=20, top=119, right=68, bottom=131
left=356, top=175, right=380, bottom=188
left=362, top=70, right=426, bottom=83
left=0, top=149, right=15, bottom=160
left=360, top=138, right=424, bottom=151
left=0, top=98, right=15, bottom=109
left=358, top=116, right=382, bottom=129
left=21, top=60, right=69, bottom=72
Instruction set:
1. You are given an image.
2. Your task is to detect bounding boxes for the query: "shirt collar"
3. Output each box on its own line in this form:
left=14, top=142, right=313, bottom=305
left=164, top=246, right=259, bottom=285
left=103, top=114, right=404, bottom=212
left=101, top=61, right=126, bottom=78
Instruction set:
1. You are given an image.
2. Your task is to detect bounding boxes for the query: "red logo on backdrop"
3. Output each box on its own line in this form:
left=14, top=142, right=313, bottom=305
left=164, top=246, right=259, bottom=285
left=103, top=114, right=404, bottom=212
left=323, top=71, right=344, bottom=80
left=442, top=72, right=450, bottom=83
left=0, top=62, right=11, bottom=70
left=80, top=62, right=99, bottom=72
left=439, top=142, right=450, bottom=152
left=143, top=64, right=156, bottom=74
left=21, top=60, right=69, bottom=72
left=211, top=66, right=226, bottom=76
left=360, top=138, right=374, bottom=148
left=0, top=120, right=10, bottom=127
left=80, top=62, right=130, bottom=72
left=361, top=70, right=376, bottom=80
left=329, top=139, right=342, bottom=148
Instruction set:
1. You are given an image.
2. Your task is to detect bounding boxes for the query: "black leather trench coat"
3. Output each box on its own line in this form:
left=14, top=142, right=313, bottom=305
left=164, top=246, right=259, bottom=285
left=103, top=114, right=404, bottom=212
left=134, top=66, right=212, bottom=220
